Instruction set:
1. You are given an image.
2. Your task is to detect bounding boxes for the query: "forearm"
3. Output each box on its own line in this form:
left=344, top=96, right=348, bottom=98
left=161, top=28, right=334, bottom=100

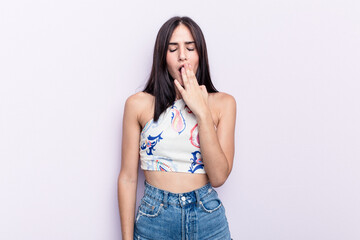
left=118, top=176, right=138, bottom=240
left=197, top=110, right=229, bottom=187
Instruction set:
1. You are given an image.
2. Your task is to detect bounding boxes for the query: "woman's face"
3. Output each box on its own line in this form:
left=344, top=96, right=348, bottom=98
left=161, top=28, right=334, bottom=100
left=166, top=24, right=199, bottom=86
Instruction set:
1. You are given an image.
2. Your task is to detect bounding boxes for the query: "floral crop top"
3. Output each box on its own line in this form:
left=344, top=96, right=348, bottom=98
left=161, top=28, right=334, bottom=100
left=139, top=98, right=206, bottom=174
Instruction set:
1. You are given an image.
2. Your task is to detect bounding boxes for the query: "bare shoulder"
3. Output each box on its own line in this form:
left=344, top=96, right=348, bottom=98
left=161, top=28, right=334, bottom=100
left=210, top=92, right=236, bottom=104
left=208, top=92, right=236, bottom=115
left=125, top=91, right=153, bottom=106
left=124, top=91, right=155, bottom=125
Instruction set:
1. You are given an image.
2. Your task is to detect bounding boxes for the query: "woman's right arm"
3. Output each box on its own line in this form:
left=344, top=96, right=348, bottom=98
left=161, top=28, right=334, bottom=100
left=118, top=94, right=142, bottom=240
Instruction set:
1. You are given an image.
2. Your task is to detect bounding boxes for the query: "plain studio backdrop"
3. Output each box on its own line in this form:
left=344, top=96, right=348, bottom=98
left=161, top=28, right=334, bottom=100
left=1, top=0, right=359, bottom=239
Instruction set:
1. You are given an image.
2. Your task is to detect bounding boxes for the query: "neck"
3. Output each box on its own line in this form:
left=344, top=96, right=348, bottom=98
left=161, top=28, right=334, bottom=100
left=175, top=88, right=182, bottom=100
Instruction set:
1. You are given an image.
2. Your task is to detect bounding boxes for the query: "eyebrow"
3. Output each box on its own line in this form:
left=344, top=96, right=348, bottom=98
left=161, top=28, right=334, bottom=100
left=168, top=41, right=195, bottom=45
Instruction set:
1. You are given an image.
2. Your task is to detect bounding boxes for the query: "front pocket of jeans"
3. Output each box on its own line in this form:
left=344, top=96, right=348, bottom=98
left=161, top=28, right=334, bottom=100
left=200, top=198, right=222, bottom=213
left=138, top=198, right=163, bottom=218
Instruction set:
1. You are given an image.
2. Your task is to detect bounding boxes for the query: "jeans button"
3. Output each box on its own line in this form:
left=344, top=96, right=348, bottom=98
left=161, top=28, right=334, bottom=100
left=181, top=196, right=186, bottom=201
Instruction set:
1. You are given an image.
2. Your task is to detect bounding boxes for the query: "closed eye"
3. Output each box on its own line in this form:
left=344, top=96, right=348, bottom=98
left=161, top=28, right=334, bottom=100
left=169, top=48, right=195, bottom=52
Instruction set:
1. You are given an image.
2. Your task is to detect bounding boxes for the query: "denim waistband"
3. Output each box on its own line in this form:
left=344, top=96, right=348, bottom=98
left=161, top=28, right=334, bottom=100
left=143, top=180, right=214, bottom=208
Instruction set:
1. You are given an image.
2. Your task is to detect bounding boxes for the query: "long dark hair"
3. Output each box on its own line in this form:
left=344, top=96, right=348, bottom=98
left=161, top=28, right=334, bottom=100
left=143, top=16, right=218, bottom=122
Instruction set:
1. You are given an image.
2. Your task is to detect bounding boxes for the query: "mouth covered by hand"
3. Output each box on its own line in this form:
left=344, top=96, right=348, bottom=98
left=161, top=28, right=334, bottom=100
left=173, top=63, right=208, bottom=112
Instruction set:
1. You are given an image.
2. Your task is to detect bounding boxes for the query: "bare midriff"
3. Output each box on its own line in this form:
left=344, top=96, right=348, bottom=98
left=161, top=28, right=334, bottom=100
left=144, top=170, right=209, bottom=193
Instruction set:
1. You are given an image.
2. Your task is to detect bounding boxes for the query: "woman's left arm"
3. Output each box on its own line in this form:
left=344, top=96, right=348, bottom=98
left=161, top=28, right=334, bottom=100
left=174, top=63, right=236, bottom=187
left=196, top=94, right=236, bottom=187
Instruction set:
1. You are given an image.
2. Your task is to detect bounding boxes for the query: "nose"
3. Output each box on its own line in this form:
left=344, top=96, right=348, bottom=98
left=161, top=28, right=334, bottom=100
left=178, top=46, right=187, bottom=61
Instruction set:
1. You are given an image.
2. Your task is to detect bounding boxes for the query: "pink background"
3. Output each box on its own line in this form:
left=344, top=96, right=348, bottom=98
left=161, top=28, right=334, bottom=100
left=1, top=0, right=359, bottom=239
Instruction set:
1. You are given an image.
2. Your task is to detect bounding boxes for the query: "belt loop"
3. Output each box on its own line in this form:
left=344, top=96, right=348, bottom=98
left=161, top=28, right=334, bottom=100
left=195, top=190, right=201, bottom=207
left=163, top=191, right=168, bottom=209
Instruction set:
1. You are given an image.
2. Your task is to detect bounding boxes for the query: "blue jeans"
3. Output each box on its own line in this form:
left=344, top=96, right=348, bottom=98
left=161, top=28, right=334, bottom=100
left=134, top=181, right=232, bottom=240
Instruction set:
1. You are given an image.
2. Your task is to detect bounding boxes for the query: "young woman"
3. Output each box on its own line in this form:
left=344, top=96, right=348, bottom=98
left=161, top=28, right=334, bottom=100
left=118, top=16, right=236, bottom=240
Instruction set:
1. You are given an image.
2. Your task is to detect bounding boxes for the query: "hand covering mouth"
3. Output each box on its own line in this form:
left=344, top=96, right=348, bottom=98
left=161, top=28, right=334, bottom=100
left=178, top=65, right=185, bottom=73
